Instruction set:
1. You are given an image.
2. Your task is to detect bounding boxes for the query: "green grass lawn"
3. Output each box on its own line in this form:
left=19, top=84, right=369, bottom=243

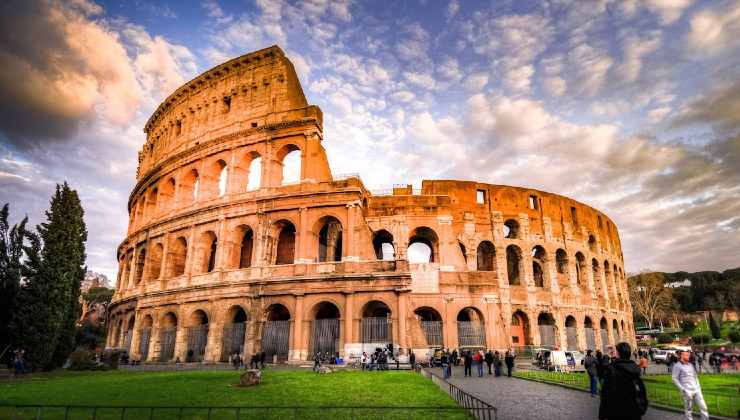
left=514, top=369, right=740, bottom=417
left=0, top=368, right=467, bottom=420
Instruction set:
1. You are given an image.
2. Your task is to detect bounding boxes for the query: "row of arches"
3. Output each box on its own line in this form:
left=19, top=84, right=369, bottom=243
left=129, top=146, right=302, bottom=232
left=511, top=311, right=627, bottom=352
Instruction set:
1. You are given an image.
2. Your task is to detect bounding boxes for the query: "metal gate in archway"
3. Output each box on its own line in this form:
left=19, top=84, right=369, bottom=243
left=600, top=329, right=609, bottom=352
left=585, top=327, right=596, bottom=350
left=124, top=330, right=133, bottom=352
left=159, top=327, right=176, bottom=361
left=311, top=318, right=340, bottom=356
left=262, top=320, right=290, bottom=362
left=566, top=326, right=578, bottom=351
left=186, top=325, right=209, bottom=362
left=457, top=321, right=485, bottom=348
left=420, top=321, right=443, bottom=347
left=138, top=328, right=151, bottom=361
left=361, top=317, right=391, bottom=352
left=221, top=322, right=246, bottom=362
left=539, top=325, right=556, bottom=348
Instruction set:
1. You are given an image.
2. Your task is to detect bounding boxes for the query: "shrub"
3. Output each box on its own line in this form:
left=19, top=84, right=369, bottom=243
left=68, top=349, right=97, bottom=370
left=680, top=320, right=695, bottom=333
left=692, top=334, right=711, bottom=344
left=101, top=349, right=121, bottom=370
left=657, top=333, right=673, bottom=344
left=709, top=313, right=721, bottom=339
left=728, top=328, right=740, bottom=343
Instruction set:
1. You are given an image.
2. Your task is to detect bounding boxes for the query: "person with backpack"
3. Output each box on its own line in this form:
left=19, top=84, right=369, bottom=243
left=599, top=342, right=648, bottom=420
left=672, top=349, right=709, bottom=420
left=463, top=350, right=473, bottom=377
left=504, top=351, right=515, bottom=377
left=583, top=349, right=599, bottom=397
left=484, top=350, right=494, bottom=375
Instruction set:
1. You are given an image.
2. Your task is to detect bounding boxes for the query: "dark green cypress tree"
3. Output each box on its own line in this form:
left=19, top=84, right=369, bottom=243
left=14, top=183, right=87, bottom=370
left=0, top=204, right=30, bottom=361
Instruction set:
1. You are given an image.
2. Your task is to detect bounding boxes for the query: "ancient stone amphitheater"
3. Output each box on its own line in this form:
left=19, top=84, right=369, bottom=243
left=107, top=46, right=635, bottom=364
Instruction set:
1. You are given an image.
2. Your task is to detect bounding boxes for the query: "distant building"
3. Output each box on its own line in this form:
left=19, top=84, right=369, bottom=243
left=665, top=278, right=692, bottom=288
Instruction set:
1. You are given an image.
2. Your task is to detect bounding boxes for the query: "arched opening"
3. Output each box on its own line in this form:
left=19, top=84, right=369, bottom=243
left=459, top=242, right=467, bottom=264
left=186, top=309, right=209, bottom=362
left=121, top=253, right=132, bottom=289
left=124, top=316, right=135, bottom=352
left=537, top=313, right=556, bottom=348
left=159, top=312, right=177, bottom=362
left=159, top=178, right=175, bottom=214
left=246, top=154, right=262, bottom=191
left=612, top=319, right=620, bottom=343
left=134, top=197, right=145, bottom=228
left=503, top=219, right=519, bottom=239
left=317, top=216, right=343, bottom=262
left=221, top=306, right=248, bottom=362
left=262, top=304, right=291, bottom=362
left=197, top=231, right=217, bottom=273
left=506, top=245, right=523, bottom=285
left=584, top=317, right=596, bottom=350
left=565, top=316, right=577, bottom=351
left=532, top=245, right=547, bottom=288
left=278, top=145, right=301, bottom=185
left=273, top=220, right=296, bottom=265
left=372, top=229, right=395, bottom=260
left=575, top=252, right=586, bottom=286
left=457, top=307, right=486, bottom=349
left=511, top=310, right=531, bottom=347
left=414, top=307, right=442, bottom=347
left=180, top=169, right=199, bottom=204
left=476, top=241, right=496, bottom=271
left=592, top=258, right=602, bottom=292
left=556, top=249, right=569, bottom=286
left=600, top=317, right=609, bottom=352
left=311, top=302, right=341, bottom=358
left=361, top=301, right=392, bottom=349
left=146, top=188, right=158, bottom=220
left=621, top=320, right=626, bottom=339
left=167, top=237, right=187, bottom=277
left=217, top=160, right=228, bottom=197
left=147, top=243, right=163, bottom=281
left=138, top=315, right=153, bottom=361
left=588, top=235, right=597, bottom=252
left=604, top=261, right=612, bottom=294
left=237, top=226, right=254, bottom=269
left=408, top=226, right=438, bottom=263
left=134, top=248, right=146, bottom=285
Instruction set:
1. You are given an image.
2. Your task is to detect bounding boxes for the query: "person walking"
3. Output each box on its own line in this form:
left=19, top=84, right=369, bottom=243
left=409, top=351, right=416, bottom=370
left=672, top=349, right=709, bottom=420
left=313, top=351, right=321, bottom=372
left=485, top=350, right=494, bottom=375
left=639, top=353, right=648, bottom=376
left=584, top=350, right=599, bottom=398
left=599, top=342, right=648, bottom=420
left=441, top=351, right=450, bottom=379
left=696, top=351, right=703, bottom=373
left=504, top=351, right=515, bottom=377
left=463, top=350, right=473, bottom=377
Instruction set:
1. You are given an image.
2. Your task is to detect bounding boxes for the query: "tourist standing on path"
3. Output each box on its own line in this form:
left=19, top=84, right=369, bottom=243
left=639, top=353, right=648, bottom=376
left=493, top=351, right=502, bottom=376
left=463, top=350, right=473, bottom=377
left=672, top=349, right=709, bottom=420
left=313, top=351, right=321, bottom=372
left=485, top=350, right=494, bottom=375
left=584, top=350, right=599, bottom=398
left=599, top=342, right=648, bottom=420
left=504, top=351, right=515, bottom=377
left=441, top=351, right=450, bottom=379
left=475, top=350, right=484, bottom=377
left=410, top=351, right=416, bottom=370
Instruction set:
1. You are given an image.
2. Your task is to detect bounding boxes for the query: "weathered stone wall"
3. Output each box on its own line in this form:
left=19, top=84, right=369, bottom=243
left=107, top=46, right=635, bottom=363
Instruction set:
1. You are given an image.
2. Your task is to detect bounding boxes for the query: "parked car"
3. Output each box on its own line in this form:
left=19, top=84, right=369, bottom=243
left=652, top=349, right=670, bottom=364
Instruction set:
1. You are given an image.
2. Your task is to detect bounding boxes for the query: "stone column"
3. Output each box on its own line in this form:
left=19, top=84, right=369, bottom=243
left=205, top=314, right=221, bottom=362
left=291, top=295, right=305, bottom=361
left=345, top=202, right=357, bottom=261
left=159, top=233, right=170, bottom=290
left=215, top=217, right=228, bottom=270
left=129, top=311, right=142, bottom=360
left=444, top=296, right=457, bottom=349
left=185, top=225, right=196, bottom=285
left=296, top=207, right=311, bottom=263
left=397, top=291, right=408, bottom=354
left=148, top=311, right=161, bottom=362
left=344, top=292, right=355, bottom=356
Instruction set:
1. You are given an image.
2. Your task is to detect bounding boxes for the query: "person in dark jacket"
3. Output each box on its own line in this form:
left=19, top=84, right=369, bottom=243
left=504, top=351, right=515, bottom=377
left=599, top=342, right=648, bottom=420
left=463, top=350, right=473, bottom=377
left=583, top=350, right=599, bottom=397
left=484, top=350, right=494, bottom=374
left=493, top=351, right=502, bottom=376
left=409, top=351, right=416, bottom=369
left=441, top=351, right=450, bottom=379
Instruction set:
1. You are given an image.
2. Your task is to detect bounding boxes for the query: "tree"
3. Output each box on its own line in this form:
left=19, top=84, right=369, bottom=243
left=628, top=271, right=672, bottom=329
left=12, top=183, right=87, bottom=370
left=708, top=312, right=721, bottom=339
left=0, top=204, right=32, bottom=361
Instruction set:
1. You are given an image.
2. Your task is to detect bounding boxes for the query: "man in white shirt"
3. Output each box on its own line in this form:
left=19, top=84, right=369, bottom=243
left=672, top=350, right=709, bottom=420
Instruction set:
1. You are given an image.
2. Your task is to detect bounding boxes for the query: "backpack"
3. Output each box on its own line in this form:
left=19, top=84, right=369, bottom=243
left=606, top=364, right=648, bottom=416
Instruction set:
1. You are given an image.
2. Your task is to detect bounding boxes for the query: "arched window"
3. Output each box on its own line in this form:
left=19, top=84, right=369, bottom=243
left=556, top=249, right=568, bottom=274
left=147, top=243, right=163, bottom=281
left=408, top=226, right=438, bottom=263
left=592, top=258, right=601, bottom=290
left=414, top=307, right=442, bottom=347
left=506, top=245, right=523, bottom=285
left=317, top=216, right=343, bottom=262
left=167, top=236, right=187, bottom=277
left=532, top=245, right=547, bottom=288
left=274, top=221, right=296, bottom=265
left=247, top=154, right=262, bottom=191
left=565, top=316, right=577, bottom=350
left=134, top=248, right=146, bottom=285
left=146, top=188, right=158, bottom=220
left=372, top=230, right=394, bottom=260
left=457, top=307, right=486, bottom=349
left=575, top=252, right=586, bottom=286
left=538, top=313, right=556, bottom=348
left=180, top=169, right=199, bottom=203
left=503, top=219, right=519, bottom=239
left=476, top=241, right=496, bottom=271
left=588, top=234, right=597, bottom=252
left=511, top=310, right=530, bottom=346
left=186, top=310, right=209, bottom=362
left=217, top=160, right=228, bottom=197
left=196, top=231, right=217, bottom=273
left=238, top=227, right=254, bottom=268
left=277, top=144, right=301, bottom=186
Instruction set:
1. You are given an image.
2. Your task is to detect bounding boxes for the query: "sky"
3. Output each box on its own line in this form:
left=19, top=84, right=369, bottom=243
left=0, top=0, right=739, bottom=280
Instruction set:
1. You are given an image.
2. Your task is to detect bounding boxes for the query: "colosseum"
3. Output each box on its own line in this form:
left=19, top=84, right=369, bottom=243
left=107, top=46, right=635, bottom=364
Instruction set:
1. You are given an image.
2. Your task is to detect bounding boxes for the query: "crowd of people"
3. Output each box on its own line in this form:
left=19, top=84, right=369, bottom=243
left=431, top=348, right=517, bottom=379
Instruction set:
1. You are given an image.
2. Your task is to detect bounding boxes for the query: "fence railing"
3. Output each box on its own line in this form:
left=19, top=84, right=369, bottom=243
left=513, top=367, right=740, bottom=418
left=0, top=405, right=477, bottom=419
left=420, top=368, right=497, bottom=420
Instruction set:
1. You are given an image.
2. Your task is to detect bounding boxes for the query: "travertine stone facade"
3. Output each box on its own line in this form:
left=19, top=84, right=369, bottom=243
left=107, top=46, right=635, bottom=363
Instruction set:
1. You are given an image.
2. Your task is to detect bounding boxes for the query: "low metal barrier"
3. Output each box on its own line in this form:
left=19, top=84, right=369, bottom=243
left=0, top=404, right=485, bottom=420
left=420, top=369, right=497, bottom=420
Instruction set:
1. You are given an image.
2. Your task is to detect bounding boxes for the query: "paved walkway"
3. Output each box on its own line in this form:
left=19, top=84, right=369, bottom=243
left=427, top=366, right=685, bottom=420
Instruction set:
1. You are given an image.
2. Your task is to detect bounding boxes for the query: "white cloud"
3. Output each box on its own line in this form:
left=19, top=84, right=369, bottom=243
left=618, top=32, right=662, bottom=83
left=543, top=77, right=566, bottom=96
left=645, top=0, right=694, bottom=25
left=446, top=0, right=460, bottom=21
left=404, top=72, right=436, bottom=90
left=463, top=72, right=489, bottom=92
left=687, top=1, right=740, bottom=55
